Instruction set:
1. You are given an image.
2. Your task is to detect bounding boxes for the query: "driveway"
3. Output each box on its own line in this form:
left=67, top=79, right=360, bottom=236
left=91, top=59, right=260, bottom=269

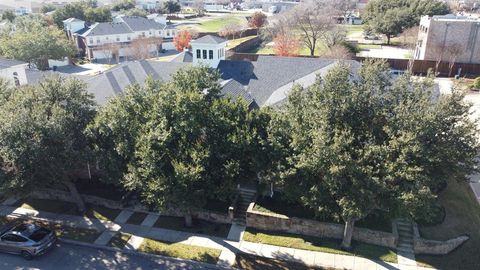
left=0, top=242, right=225, bottom=270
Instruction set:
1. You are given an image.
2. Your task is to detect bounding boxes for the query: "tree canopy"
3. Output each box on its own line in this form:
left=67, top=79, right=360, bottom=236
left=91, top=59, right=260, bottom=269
left=363, top=0, right=450, bottom=44
left=0, top=15, right=76, bottom=70
left=52, top=1, right=112, bottom=28
left=87, top=66, right=271, bottom=226
left=269, top=60, right=479, bottom=248
left=0, top=76, right=96, bottom=212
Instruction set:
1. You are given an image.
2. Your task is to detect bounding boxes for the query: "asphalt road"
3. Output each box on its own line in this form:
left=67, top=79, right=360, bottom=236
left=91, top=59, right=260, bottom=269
left=0, top=242, right=225, bottom=270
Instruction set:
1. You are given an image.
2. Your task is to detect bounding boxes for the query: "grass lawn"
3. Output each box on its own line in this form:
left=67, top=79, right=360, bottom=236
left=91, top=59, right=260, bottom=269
left=357, top=44, right=382, bottom=50
left=227, top=36, right=257, bottom=50
left=15, top=198, right=80, bottom=216
left=235, top=252, right=329, bottom=270
left=107, top=232, right=132, bottom=249
left=85, top=204, right=121, bottom=221
left=126, top=212, right=148, bottom=225
left=198, top=15, right=246, bottom=32
left=416, top=179, right=480, bottom=270
left=341, top=24, right=364, bottom=36
left=249, top=45, right=325, bottom=57
left=153, top=216, right=230, bottom=238
left=243, top=229, right=397, bottom=263
left=138, top=238, right=221, bottom=264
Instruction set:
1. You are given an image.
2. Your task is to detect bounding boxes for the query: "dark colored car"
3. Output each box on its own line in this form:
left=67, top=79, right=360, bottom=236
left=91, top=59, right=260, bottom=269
left=0, top=222, right=57, bottom=260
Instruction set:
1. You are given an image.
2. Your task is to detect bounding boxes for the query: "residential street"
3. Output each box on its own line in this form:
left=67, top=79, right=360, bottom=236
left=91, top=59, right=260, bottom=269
left=0, top=242, right=225, bottom=270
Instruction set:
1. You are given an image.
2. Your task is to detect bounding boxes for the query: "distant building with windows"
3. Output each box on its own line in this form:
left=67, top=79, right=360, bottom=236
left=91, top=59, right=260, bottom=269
left=414, top=15, right=480, bottom=64
left=63, top=16, right=177, bottom=60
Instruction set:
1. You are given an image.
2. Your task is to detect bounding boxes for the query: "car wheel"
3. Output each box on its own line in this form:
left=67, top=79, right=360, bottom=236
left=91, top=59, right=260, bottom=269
left=21, top=250, right=33, bottom=260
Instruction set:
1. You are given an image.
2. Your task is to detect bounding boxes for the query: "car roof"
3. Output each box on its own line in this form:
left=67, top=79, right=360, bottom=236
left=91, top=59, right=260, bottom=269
left=10, top=223, right=40, bottom=238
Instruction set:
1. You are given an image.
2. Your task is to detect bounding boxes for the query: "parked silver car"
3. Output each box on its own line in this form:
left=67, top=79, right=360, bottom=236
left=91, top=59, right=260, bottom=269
left=0, top=222, right=57, bottom=260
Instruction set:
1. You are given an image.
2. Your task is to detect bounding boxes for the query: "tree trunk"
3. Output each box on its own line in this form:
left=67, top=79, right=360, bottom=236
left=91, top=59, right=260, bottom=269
left=184, top=212, right=192, bottom=227
left=65, top=181, right=86, bottom=213
left=386, top=35, right=391, bottom=45
left=341, top=219, right=355, bottom=250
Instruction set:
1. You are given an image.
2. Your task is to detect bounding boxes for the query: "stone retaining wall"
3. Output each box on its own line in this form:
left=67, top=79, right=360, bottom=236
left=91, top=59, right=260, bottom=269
left=30, top=189, right=232, bottom=224
left=412, top=223, right=469, bottom=255
left=246, top=203, right=397, bottom=249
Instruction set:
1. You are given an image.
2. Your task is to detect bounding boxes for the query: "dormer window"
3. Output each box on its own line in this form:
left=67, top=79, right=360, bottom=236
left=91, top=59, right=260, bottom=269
left=196, top=49, right=201, bottom=59
left=13, top=72, right=19, bottom=86
left=116, top=36, right=120, bottom=41
left=202, top=50, right=207, bottom=59
left=209, top=50, right=213, bottom=60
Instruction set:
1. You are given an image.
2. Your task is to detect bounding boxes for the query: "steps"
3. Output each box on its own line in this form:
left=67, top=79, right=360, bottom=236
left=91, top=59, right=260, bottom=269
left=233, top=188, right=256, bottom=226
left=396, top=220, right=417, bottom=267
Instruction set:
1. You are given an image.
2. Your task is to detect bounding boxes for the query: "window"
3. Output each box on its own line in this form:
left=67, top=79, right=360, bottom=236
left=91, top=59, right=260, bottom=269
left=1, top=234, right=27, bottom=242
left=166, top=30, right=170, bottom=37
left=13, top=72, right=19, bottom=86
left=203, top=49, right=207, bottom=59
left=127, top=36, right=131, bottom=41
left=105, top=37, right=109, bottom=40
left=116, top=36, right=120, bottom=42
left=159, top=31, right=162, bottom=35
left=196, top=49, right=201, bottom=59
left=89, top=38, right=93, bottom=44
left=209, top=50, right=213, bottom=59
left=142, top=32, right=145, bottom=37
left=149, top=31, right=152, bottom=36
left=96, top=39, right=100, bottom=44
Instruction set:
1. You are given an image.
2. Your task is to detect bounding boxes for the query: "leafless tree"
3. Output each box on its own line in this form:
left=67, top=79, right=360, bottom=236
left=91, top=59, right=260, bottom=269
left=321, top=44, right=354, bottom=60
left=192, top=0, right=205, bottom=16
left=99, top=42, right=121, bottom=64
left=129, top=37, right=163, bottom=60
left=323, top=26, right=347, bottom=48
left=328, top=0, right=357, bottom=23
left=219, top=22, right=244, bottom=39
left=260, top=13, right=292, bottom=43
left=290, top=0, right=335, bottom=56
left=446, top=43, right=464, bottom=77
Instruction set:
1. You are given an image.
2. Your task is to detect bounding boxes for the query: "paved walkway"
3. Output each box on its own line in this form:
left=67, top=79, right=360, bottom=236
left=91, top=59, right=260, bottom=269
left=0, top=204, right=435, bottom=270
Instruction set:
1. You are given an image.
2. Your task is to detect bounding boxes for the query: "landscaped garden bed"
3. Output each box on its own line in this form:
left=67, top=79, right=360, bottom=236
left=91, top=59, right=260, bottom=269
left=153, top=216, right=230, bottom=238
left=85, top=204, right=121, bottom=221
left=243, top=229, right=397, bottom=263
left=416, top=179, right=480, bottom=270
left=15, top=198, right=80, bottom=216
left=254, top=194, right=392, bottom=232
left=234, top=252, right=329, bottom=270
left=126, top=212, right=148, bottom=225
left=137, top=238, right=221, bottom=264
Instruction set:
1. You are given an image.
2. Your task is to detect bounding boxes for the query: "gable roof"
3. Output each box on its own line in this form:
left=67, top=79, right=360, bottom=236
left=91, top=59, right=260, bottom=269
left=119, top=16, right=166, bottom=31
left=84, top=60, right=189, bottom=105
left=81, top=22, right=133, bottom=37
left=170, top=51, right=193, bottom=63
left=220, top=79, right=256, bottom=108
left=190, top=35, right=227, bottom=45
left=218, top=56, right=339, bottom=107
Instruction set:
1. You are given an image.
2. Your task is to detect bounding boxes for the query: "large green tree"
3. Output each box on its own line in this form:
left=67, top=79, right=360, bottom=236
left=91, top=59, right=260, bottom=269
left=52, top=1, right=111, bottom=28
left=271, top=60, right=478, bottom=249
left=0, top=16, right=76, bottom=70
left=363, top=0, right=450, bottom=44
left=0, top=76, right=96, bottom=212
left=88, top=66, right=271, bottom=226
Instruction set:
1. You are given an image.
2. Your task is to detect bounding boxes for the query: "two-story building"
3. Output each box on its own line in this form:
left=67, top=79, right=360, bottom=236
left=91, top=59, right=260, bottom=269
left=414, top=15, right=480, bottom=64
left=64, top=16, right=177, bottom=61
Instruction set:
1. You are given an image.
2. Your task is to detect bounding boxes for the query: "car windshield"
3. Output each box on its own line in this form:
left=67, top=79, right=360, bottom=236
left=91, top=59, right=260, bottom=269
left=29, top=227, right=51, bottom=242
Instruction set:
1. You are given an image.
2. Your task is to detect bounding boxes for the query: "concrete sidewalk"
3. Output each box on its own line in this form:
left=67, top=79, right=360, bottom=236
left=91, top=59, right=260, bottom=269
left=0, top=205, right=434, bottom=270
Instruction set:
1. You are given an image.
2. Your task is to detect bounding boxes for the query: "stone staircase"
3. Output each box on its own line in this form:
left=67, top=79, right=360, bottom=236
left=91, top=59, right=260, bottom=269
left=233, top=188, right=256, bottom=226
left=396, top=219, right=417, bottom=268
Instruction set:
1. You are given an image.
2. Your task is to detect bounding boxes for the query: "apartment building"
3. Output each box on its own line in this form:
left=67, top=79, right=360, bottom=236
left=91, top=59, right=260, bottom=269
left=64, top=16, right=177, bottom=60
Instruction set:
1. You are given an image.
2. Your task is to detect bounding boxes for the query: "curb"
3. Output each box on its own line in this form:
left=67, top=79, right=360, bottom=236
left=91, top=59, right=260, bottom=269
left=59, top=238, right=238, bottom=270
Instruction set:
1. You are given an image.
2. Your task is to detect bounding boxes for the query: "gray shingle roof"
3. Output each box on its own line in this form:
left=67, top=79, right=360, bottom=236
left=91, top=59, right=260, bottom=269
left=220, top=79, right=256, bottom=108
left=170, top=51, right=193, bottom=63
left=218, top=56, right=338, bottom=107
left=82, top=22, right=133, bottom=37
left=120, top=16, right=166, bottom=31
left=0, top=58, right=26, bottom=69
left=84, top=60, right=189, bottom=105
left=191, top=35, right=227, bottom=45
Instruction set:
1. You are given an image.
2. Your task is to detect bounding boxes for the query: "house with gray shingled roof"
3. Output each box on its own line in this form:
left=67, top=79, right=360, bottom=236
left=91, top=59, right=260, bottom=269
left=78, top=35, right=360, bottom=108
left=64, top=16, right=177, bottom=61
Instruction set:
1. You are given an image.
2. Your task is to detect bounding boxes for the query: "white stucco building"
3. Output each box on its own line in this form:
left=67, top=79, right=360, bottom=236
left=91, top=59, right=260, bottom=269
left=190, top=35, right=228, bottom=68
